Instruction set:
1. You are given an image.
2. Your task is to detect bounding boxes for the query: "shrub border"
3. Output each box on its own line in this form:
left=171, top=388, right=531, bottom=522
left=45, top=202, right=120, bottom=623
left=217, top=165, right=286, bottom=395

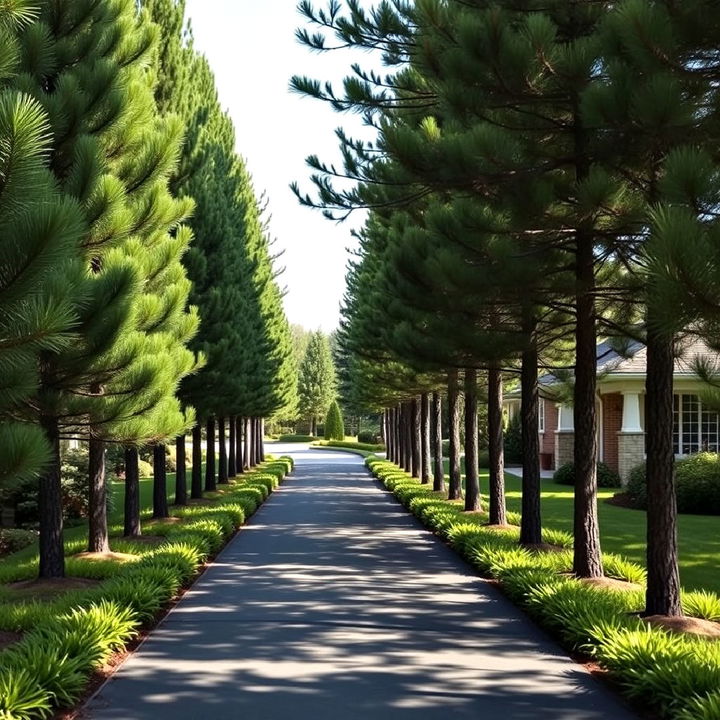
left=0, top=456, right=295, bottom=720
left=365, top=455, right=720, bottom=720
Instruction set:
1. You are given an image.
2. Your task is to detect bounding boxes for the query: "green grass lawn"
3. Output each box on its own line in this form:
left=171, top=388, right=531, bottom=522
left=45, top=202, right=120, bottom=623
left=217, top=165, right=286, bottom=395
left=0, top=470, right=190, bottom=575
left=442, top=461, right=719, bottom=593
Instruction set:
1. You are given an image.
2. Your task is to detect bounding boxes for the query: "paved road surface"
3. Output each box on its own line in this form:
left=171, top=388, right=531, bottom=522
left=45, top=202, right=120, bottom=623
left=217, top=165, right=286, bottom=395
left=85, top=444, right=636, bottom=719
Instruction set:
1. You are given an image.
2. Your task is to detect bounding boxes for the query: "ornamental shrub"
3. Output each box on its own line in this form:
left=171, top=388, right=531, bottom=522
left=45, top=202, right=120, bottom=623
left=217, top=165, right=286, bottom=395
left=324, top=400, right=345, bottom=441
left=553, top=461, right=621, bottom=488
left=627, top=453, right=720, bottom=514
left=0, top=529, right=36, bottom=557
left=358, top=430, right=380, bottom=444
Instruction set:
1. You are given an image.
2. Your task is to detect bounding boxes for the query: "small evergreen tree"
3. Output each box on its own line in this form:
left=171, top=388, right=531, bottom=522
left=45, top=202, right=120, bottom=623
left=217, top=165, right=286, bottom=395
left=324, top=400, right=344, bottom=441
left=298, top=331, right=337, bottom=435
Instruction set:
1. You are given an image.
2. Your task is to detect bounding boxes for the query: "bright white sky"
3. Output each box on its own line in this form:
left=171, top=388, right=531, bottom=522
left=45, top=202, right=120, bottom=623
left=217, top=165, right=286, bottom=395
left=185, top=0, right=376, bottom=332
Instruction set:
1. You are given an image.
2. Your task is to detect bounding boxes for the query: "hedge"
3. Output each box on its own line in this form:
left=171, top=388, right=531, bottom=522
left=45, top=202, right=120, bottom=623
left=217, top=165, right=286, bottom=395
left=628, top=453, right=720, bottom=515
left=365, top=455, right=720, bottom=720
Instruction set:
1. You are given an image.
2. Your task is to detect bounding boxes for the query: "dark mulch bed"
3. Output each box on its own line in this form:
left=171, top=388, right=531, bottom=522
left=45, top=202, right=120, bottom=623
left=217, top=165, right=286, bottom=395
left=0, top=630, right=23, bottom=651
left=606, top=492, right=641, bottom=510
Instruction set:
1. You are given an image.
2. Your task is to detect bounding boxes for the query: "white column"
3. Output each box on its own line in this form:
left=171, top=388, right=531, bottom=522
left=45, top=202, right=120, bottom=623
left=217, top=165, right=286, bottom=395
left=557, top=404, right=574, bottom=431
left=621, top=392, right=643, bottom=432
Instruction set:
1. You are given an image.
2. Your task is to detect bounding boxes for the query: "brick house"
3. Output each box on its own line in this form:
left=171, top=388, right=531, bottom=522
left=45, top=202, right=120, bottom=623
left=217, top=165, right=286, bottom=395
left=504, top=337, right=720, bottom=483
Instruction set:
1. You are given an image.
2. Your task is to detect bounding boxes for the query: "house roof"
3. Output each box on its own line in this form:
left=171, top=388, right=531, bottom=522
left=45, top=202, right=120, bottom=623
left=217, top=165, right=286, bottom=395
left=508, top=335, right=719, bottom=399
left=599, top=335, right=717, bottom=376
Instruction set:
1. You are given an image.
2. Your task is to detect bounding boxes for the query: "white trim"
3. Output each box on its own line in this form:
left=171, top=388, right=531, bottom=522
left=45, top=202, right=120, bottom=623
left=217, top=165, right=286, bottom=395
left=556, top=403, right=574, bottom=432
left=538, top=398, right=545, bottom=434
left=674, top=393, right=720, bottom=457
left=621, top=392, right=643, bottom=433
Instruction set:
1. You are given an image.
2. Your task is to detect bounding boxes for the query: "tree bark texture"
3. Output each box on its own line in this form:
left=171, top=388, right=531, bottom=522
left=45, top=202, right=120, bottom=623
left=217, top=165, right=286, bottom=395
left=88, top=438, right=109, bottom=553
left=248, top=417, right=256, bottom=468
left=644, top=328, right=682, bottom=616
left=152, top=444, right=169, bottom=519
left=236, top=416, right=244, bottom=475
left=464, top=369, right=481, bottom=512
left=403, top=402, right=413, bottom=473
left=191, top=424, right=203, bottom=499
left=520, top=323, right=542, bottom=546
left=124, top=447, right=141, bottom=537
left=420, top=393, right=431, bottom=484
left=395, top=406, right=402, bottom=467
left=205, top=417, right=216, bottom=492
left=243, top=417, right=251, bottom=470
left=257, top=418, right=265, bottom=462
left=218, top=416, right=228, bottom=484
left=573, top=229, right=603, bottom=578
left=448, top=370, right=463, bottom=500
left=39, top=414, right=64, bottom=578
left=175, top=435, right=187, bottom=506
left=228, top=416, right=237, bottom=478
left=488, top=366, right=507, bottom=526
left=432, top=392, right=445, bottom=493
left=411, top=397, right=421, bottom=478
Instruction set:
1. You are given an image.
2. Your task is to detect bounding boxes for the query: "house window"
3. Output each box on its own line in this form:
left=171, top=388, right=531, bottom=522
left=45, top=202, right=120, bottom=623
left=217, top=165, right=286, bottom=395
left=539, top=399, right=545, bottom=433
left=673, top=394, right=720, bottom=455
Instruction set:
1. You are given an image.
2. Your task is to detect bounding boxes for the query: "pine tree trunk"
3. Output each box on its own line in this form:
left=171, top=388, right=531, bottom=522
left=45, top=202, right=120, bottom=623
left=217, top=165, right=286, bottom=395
left=191, top=424, right=203, bottom=499
left=205, top=417, right=216, bottom=492
left=448, top=370, right=463, bottom=501
left=520, top=317, right=542, bottom=546
left=175, top=435, right=187, bottom=506
left=420, top=393, right=431, bottom=484
left=242, top=417, right=251, bottom=470
left=403, top=402, right=413, bottom=473
left=488, top=365, right=507, bottom=526
left=395, top=405, right=402, bottom=465
left=411, top=397, right=421, bottom=478
left=644, top=327, right=682, bottom=616
left=218, top=416, right=228, bottom=484
left=236, top=417, right=244, bottom=474
left=248, top=417, right=256, bottom=468
left=228, top=417, right=236, bottom=478
left=124, top=447, right=141, bottom=537
left=464, top=369, right=481, bottom=512
left=88, top=438, right=109, bottom=553
left=393, top=405, right=402, bottom=466
left=38, top=414, right=64, bottom=578
left=152, top=444, right=169, bottom=519
left=257, top=419, right=265, bottom=462
left=432, top=392, right=445, bottom=493
left=573, top=226, right=603, bottom=578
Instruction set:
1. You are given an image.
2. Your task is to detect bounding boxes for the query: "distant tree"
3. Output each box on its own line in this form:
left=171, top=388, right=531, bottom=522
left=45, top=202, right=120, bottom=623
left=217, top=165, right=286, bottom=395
left=324, top=400, right=345, bottom=441
left=298, top=331, right=337, bottom=435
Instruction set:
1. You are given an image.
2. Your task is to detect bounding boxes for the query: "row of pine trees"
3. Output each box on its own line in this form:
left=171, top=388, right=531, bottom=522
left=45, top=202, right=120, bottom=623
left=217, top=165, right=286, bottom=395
left=294, top=0, right=720, bottom=620
left=0, top=0, right=295, bottom=578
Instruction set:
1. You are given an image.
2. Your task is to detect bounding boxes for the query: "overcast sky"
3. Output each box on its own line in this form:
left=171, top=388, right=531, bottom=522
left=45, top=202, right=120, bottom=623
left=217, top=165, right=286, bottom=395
left=185, top=0, right=374, bottom=333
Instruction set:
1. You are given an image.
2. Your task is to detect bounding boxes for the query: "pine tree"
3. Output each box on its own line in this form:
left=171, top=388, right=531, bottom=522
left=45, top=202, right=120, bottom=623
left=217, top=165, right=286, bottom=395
left=144, top=0, right=297, bottom=482
left=18, top=0, right=199, bottom=573
left=584, top=0, right=720, bottom=616
left=298, top=331, right=337, bottom=435
left=0, top=2, right=83, bottom=490
left=324, top=400, right=344, bottom=441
